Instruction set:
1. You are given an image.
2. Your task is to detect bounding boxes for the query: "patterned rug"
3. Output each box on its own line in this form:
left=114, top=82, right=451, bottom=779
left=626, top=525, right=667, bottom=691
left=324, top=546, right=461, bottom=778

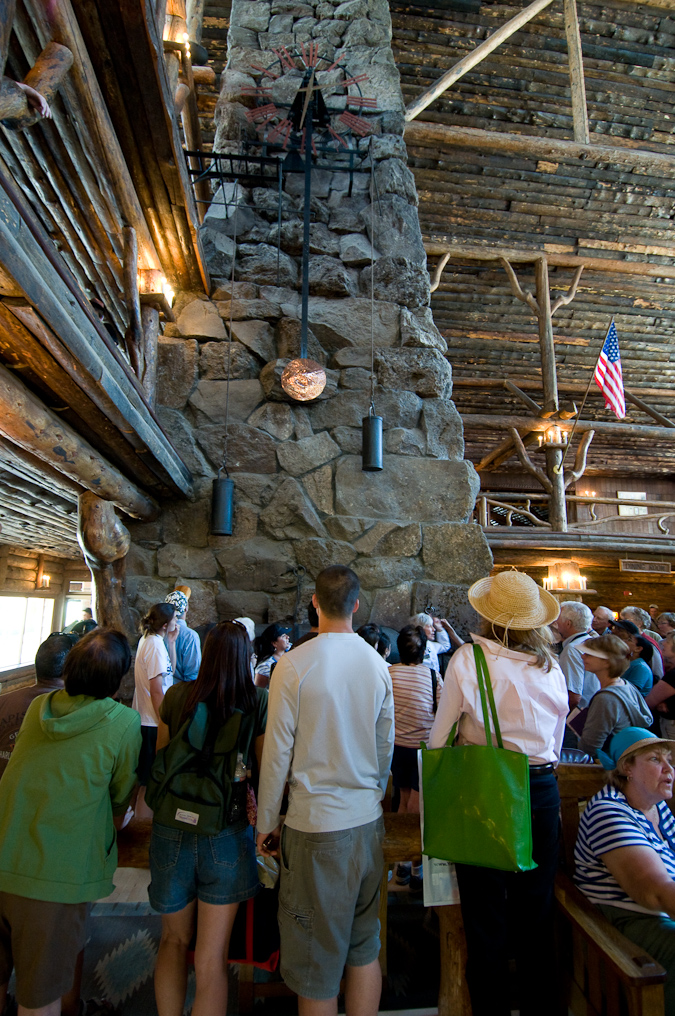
left=80, top=889, right=440, bottom=1014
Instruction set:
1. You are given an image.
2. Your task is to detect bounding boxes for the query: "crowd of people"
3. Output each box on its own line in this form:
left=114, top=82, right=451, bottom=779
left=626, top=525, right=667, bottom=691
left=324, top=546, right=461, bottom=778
left=2, top=569, right=675, bottom=1015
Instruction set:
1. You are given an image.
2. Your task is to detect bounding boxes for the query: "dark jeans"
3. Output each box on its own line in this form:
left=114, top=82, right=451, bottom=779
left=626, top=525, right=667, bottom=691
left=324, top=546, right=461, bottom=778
left=455, top=770, right=561, bottom=1016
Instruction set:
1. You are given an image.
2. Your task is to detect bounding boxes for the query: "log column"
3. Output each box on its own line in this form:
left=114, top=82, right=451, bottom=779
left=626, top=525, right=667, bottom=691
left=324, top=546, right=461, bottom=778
left=77, top=491, right=135, bottom=641
left=545, top=445, right=567, bottom=532
left=141, top=304, right=160, bottom=409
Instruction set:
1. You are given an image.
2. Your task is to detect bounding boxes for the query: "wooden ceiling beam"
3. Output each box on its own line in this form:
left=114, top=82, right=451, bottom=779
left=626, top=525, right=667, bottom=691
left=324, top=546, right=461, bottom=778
left=407, top=121, right=675, bottom=181
left=462, top=413, right=675, bottom=439
left=0, top=362, right=158, bottom=521
left=425, top=240, right=675, bottom=281
left=452, top=377, right=675, bottom=401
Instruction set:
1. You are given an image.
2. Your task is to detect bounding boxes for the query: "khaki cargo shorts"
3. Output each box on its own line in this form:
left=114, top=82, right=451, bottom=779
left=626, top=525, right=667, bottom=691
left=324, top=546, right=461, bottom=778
left=278, top=816, right=384, bottom=1000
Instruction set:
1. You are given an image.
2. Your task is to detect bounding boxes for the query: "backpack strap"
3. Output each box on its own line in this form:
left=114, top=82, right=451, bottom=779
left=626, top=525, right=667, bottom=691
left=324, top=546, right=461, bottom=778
left=431, top=668, right=438, bottom=715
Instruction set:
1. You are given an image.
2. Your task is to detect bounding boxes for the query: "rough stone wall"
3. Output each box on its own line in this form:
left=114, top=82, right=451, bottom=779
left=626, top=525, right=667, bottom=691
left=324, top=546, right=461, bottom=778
left=125, top=0, right=492, bottom=635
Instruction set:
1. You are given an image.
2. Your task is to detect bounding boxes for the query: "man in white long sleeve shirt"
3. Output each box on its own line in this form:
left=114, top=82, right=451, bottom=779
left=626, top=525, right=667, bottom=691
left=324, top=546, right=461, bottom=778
left=257, top=565, right=395, bottom=1016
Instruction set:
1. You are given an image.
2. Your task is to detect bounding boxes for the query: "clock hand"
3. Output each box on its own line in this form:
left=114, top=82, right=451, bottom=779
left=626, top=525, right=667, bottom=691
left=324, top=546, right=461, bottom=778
left=299, top=68, right=316, bottom=130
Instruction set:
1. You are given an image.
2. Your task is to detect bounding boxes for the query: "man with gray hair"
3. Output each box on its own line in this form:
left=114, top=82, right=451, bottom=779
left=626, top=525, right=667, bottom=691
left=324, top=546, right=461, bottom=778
left=164, top=589, right=201, bottom=682
left=555, top=601, right=599, bottom=711
left=591, top=605, right=614, bottom=636
left=620, top=606, right=664, bottom=679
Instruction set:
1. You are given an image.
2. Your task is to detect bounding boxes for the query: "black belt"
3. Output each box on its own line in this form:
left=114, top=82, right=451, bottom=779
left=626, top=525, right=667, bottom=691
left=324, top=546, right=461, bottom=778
left=529, top=762, right=556, bottom=774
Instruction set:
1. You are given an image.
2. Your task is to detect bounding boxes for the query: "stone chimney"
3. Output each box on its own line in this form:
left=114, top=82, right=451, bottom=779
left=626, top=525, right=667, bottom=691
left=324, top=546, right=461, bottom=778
left=125, top=0, right=492, bottom=635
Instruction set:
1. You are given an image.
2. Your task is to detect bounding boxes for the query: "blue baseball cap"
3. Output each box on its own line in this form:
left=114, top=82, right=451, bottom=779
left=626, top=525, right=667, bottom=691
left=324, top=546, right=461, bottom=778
left=596, top=727, right=675, bottom=771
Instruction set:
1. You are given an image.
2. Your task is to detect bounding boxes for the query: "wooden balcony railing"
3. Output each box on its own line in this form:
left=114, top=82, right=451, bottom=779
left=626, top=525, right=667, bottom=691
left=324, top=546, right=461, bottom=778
left=475, top=493, right=675, bottom=535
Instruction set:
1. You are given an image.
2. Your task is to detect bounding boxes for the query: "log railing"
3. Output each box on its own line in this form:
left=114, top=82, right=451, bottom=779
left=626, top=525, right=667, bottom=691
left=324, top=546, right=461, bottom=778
left=475, top=493, right=675, bottom=535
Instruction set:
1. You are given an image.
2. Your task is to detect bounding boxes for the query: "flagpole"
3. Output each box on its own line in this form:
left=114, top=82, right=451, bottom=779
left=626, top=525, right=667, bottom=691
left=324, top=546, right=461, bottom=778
left=559, top=318, right=613, bottom=471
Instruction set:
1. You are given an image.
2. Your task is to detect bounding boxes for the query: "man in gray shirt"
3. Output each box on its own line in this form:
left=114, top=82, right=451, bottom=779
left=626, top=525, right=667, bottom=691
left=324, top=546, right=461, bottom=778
left=257, top=565, right=394, bottom=1016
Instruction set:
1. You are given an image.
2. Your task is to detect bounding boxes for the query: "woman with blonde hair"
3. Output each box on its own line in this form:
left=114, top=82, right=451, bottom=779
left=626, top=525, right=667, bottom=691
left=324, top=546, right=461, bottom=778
left=429, top=570, right=568, bottom=1016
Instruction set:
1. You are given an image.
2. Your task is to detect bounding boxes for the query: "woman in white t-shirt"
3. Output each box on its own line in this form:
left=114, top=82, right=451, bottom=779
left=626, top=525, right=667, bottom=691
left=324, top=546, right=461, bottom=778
left=133, top=602, right=178, bottom=786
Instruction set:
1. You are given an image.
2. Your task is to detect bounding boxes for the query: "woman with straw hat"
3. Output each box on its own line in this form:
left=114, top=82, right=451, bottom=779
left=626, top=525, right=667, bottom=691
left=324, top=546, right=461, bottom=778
left=429, top=570, right=568, bottom=1016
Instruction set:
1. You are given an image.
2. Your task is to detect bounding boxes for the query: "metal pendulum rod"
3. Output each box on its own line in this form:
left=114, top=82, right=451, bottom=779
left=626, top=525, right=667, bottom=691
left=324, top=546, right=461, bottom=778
left=300, top=113, right=313, bottom=361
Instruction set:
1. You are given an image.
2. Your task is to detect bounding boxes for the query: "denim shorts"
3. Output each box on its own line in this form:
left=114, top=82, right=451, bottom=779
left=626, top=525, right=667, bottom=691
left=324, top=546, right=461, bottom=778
left=279, top=817, right=384, bottom=1000
left=148, top=821, right=260, bottom=913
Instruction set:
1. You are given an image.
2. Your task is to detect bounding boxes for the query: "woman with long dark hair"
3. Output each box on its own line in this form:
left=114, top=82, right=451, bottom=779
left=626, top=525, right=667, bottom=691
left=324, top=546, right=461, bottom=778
left=253, top=622, right=291, bottom=688
left=150, top=621, right=268, bottom=1016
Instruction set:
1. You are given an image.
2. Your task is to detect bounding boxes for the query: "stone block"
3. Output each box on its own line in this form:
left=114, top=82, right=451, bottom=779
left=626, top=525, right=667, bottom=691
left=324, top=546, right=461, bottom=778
left=422, top=399, right=464, bottom=460
left=421, top=523, right=493, bottom=585
left=216, top=588, right=270, bottom=623
left=325, top=515, right=365, bottom=541
left=231, top=0, right=271, bottom=30
left=335, top=456, right=480, bottom=523
left=177, top=298, right=226, bottom=339
left=400, top=307, right=447, bottom=352
left=248, top=402, right=295, bottom=441
left=310, top=388, right=422, bottom=430
left=217, top=69, right=258, bottom=106
left=378, top=523, right=421, bottom=557
left=355, top=555, right=422, bottom=589
left=227, top=26, right=260, bottom=46
left=339, top=233, right=379, bottom=267
left=360, top=257, right=429, bottom=308
left=211, top=282, right=258, bottom=301
left=384, top=427, right=426, bottom=456
left=199, top=341, right=259, bottom=380
left=276, top=318, right=327, bottom=365
left=157, top=337, right=199, bottom=409
left=334, top=0, right=367, bottom=17
left=236, top=243, right=298, bottom=286
left=189, top=379, right=264, bottom=423
left=126, top=520, right=163, bottom=547
left=339, top=367, right=371, bottom=390
left=302, top=464, right=334, bottom=514
left=329, top=202, right=369, bottom=235
left=370, top=583, right=412, bottom=630
left=308, top=256, right=358, bottom=297
left=157, top=544, right=218, bottom=579
left=229, top=319, right=277, bottom=361
left=259, top=477, right=327, bottom=539
left=354, top=521, right=398, bottom=554
left=374, top=158, right=418, bottom=206
left=163, top=499, right=211, bottom=547
left=344, top=16, right=389, bottom=47
left=369, top=134, right=408, bottom=161
left=270, top=0, right=313, bottom=14
left=232, top=473, right=278, bottom=507
left=216, top=299, right=282, bottom=321
left=175, top=580, right=218, bottom=627
left=375, top=348, right=452, bottom=398
left=128, top=577, right=172, bottom=616
left=218, top=537, right=296, bottom=592
left=331, top=426, right=362, bottom=453
left=293, top=16, right=317, bottom=40
left=127, top=542, right=156, bottom=577
left=302, top=296, right=400, bottom=349
left=293, top=408, right=313, bottom=438
left=269, top=13, right=294, bottom=31
left=197, top=424, right=278, bottom=473
left=332, top=347, right=371, bottom=369
left=277, top=431, right=341, bottom=477
left=200, top=230, right=233, bottom=279
left=353, top=588, right=373, bottom=628
left=156, top=408, right=214, bottom=478
left=293, top=538, right=356, bottom=578
left=362, top=194, right=425, bottom=267
left=412, top=581, right=482, bottom=642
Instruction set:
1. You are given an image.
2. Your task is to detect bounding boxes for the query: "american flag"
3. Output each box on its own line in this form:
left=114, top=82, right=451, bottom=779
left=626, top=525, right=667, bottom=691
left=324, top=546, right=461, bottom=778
left=593, top=320, right=626, bottom=419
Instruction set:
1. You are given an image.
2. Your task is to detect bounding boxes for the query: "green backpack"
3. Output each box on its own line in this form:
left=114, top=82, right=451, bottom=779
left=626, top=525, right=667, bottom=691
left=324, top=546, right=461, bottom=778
left=145, top=703, right=257, bottom=835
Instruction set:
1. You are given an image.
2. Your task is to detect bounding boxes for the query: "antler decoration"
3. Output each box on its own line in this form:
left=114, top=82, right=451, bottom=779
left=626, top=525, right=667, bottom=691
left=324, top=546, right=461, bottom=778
left=551, top=266, right=584, bottom=316
left=509, top=428, right=552, bottom=493
left=499, top=258, right=539, bottom=316
left=564, top=429, right=595, bottom=489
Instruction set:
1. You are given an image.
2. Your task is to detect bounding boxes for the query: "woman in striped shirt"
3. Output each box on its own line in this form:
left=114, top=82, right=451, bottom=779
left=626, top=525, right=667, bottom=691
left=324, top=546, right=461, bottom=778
left=575, top=726, right=675, bottom=1013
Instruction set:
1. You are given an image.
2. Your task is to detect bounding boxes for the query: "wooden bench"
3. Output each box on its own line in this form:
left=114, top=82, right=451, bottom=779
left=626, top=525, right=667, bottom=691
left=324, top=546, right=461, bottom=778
left=556, top=763, right=667, bottom=1016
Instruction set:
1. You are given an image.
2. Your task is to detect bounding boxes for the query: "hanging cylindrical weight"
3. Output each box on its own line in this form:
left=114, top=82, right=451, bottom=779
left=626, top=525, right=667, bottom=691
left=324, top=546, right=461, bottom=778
left=362, top=414, right=383, bottom=471
left=211, top=476, right=235, bottom=535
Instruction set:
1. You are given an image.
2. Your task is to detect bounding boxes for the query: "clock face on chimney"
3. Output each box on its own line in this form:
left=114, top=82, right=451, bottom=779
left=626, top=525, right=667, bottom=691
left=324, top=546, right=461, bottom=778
left=244, top=44, right=377, bottom=153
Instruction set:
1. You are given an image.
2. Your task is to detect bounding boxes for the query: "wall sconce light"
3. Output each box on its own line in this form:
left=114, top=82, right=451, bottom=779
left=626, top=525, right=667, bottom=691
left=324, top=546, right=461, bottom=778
left=542, top=561, right=591, bottom=593
left=40, top=575, right=50, bottom=589
left=138, top=270, right=176, bottom=321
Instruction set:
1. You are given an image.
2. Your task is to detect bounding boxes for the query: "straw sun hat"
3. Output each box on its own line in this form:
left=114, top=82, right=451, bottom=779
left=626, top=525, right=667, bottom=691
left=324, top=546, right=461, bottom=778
left=468, top=570, right=560, bottom=631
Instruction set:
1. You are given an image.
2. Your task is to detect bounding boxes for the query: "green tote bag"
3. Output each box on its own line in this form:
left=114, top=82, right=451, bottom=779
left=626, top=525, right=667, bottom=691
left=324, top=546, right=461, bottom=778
left=421, top=643, right=536, bottom=873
